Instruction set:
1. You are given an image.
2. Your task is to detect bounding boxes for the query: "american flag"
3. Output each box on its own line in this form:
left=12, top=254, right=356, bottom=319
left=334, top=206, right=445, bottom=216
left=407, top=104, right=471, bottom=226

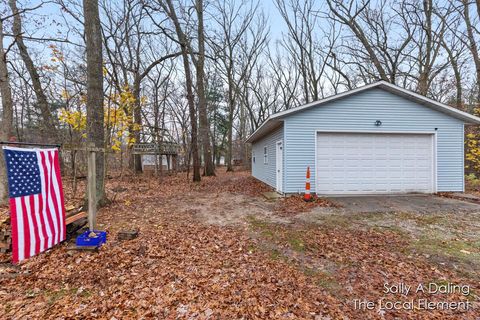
left=3, top=147, right=66, bottom=263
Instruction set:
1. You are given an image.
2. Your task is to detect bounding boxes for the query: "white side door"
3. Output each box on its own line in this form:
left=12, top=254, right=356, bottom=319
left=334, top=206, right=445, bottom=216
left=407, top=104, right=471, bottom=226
left=276, top=140, right=283, bottom=192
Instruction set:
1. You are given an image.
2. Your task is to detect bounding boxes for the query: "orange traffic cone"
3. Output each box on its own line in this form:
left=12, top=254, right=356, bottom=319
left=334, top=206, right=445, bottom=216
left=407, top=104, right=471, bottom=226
left=304, top=166, right=311, bottom=202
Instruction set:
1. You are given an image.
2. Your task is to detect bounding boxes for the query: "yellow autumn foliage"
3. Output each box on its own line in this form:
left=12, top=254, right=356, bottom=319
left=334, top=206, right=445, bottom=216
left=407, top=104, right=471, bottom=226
left=59, top=109, right=86, bottom=131
left=466, top=132, right=480, bottom=172
left=59, top=85, right=141, bottom=152
left=60, top=89, right=71, bottom=100
left=465, top=107, right=480, bottom=172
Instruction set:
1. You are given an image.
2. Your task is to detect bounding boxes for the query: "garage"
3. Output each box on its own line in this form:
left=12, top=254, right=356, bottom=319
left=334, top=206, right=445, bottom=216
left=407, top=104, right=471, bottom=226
left=248, top=81, right=480, bottom=194
left=316, top=132, right=435, bottom=194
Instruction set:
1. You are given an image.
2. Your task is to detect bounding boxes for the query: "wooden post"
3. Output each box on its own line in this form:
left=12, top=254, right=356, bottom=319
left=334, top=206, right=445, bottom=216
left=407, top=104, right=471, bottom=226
left=72, top=150, right=77, bottom=198
left=87, top=143, right=97, bottom=231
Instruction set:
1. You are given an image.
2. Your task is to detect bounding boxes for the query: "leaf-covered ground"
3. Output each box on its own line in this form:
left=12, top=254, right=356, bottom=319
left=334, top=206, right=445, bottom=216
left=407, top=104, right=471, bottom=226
left=1, top=169, right=479, bottom=319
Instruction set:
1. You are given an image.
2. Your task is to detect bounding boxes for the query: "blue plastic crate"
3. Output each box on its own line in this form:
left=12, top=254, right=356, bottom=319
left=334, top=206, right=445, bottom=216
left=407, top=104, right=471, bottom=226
left=76, top=230, right=107, bottom=247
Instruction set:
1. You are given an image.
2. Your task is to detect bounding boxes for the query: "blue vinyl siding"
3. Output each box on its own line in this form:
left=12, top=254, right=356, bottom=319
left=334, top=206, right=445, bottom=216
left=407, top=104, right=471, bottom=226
left=282, top=88, right=464, bottom=193
left=251, top=125, right=283, bottom=189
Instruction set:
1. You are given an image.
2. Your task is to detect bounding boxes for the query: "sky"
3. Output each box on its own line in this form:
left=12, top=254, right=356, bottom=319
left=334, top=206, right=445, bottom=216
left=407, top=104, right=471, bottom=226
left=10, top=0, right=459, bottom=49
left=261, top=0, right=288, bottom=40
left=13, top=0, right=288, bottom=48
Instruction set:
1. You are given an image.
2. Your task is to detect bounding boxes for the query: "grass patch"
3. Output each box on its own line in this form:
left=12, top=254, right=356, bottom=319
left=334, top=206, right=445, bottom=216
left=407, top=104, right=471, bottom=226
left=302, top=268, right=342, bottom=294
left=412, top=214, right=449, bottom=227
left=261, top=229, right=275, bottom=238
left=316, top=274, right=341, bottom=292
left=25, top=289, right=37, bottom=298
left=416, top=237, right=479, bottom=256
left=248, top=216, right=311, bottom=252
left=247, top=216, right=281, bottom=239
left=247, top=216, right=273, bottom=230
left=410, top=235, right=480, bottom=268
left=426, top=279, right=477, bottom=301
left=309, top=214, right=351, bottom=228
left=287, top=236, right=306, bottom=252
left=44, top=287, right=91, bottom=305
left=369, top=224, right=407, bottom=236
left=45, top=288, right=76, bottom=305
left=247, top=244, right=256, bottom=254
left=268, top=248, right=283, bottom=260
left=76, top=288, right=92, bottom=298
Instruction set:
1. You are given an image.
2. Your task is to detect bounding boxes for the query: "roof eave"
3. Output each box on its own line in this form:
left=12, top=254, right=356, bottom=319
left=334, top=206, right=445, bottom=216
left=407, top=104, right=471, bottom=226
left=246, top=118, right=283, bottom=143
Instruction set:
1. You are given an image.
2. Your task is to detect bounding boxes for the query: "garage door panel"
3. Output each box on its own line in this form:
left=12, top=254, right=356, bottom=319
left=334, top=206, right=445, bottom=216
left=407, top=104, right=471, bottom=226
left=316, top=133, right=434, bottom=194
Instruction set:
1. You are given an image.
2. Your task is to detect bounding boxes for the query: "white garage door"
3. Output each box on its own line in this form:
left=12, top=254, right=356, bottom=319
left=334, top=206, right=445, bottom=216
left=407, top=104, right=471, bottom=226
left=316, top=133, right=434, bottom=194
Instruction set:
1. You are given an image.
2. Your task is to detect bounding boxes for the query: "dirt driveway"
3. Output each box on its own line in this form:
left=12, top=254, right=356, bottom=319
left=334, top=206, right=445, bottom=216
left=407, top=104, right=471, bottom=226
left=327, top=194, right=480, bottom=214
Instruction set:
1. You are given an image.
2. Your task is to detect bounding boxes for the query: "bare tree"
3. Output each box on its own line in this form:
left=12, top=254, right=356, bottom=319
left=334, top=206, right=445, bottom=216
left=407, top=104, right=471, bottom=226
left=435, top=4, right=467, bottom=108
left=266, top=45, right=301, bottom=111
left=0, top=13, right=14, bottom=204
left=211, top=0, right=266, bottom=171
left=101, top=0, right=181, bottom=173
left=196, top=0, right=215, bottom=176
left=327, top=0, right=389, bottom=82
left=458, top=0, right=480, bottom=102
left=157, top=0, right=201, bottom=181
left=403, top=0, right=450, bottom=95
left=275, top=0, right=335, bottom=103
left=8, top=0, right=58, bottom=141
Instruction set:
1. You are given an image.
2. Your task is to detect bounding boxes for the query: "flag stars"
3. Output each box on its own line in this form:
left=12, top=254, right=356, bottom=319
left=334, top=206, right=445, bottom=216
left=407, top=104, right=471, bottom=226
left=5, top=150, right=42, bottom=198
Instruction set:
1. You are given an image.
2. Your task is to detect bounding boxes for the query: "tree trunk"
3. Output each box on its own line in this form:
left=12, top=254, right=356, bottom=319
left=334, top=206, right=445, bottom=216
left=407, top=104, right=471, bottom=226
left=417, top=0, right=433, bottom=96
left=9, top=0, right=58, bottom=141
left=326, top=0, right=389, bottom=82
left=226, top=83, right=234, bottom=172
left=133, top=78, right=143, bottom=173
left=462, top=0, right=480, bottom=102
left=442, top=40, right=462, bottom=109
left=184, top=67, right=201, bottom=182
left=196, top=0, right=214, bottom=177
left=83, top=0, right=106, bottom=205
left=0, top=18, right=14, bottom=205
left=476, top=0, right=480, bottom=20
left=163, top=0, right=200, bottom=182
left=417, top=72, right=429, bottom=96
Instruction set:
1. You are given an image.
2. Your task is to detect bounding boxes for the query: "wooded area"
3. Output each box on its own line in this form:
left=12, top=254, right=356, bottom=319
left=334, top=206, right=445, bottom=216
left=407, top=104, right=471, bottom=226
left=0, top=0, right=480, bottom=206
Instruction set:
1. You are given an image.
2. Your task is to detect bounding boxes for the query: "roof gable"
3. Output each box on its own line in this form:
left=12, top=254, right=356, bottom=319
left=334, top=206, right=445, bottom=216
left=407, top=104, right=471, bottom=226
left=246, top=81, right=480, bottom=143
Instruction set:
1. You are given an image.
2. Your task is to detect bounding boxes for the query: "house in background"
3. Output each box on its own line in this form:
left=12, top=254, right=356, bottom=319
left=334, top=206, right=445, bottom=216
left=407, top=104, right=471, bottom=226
left=246, top=81, right=480, bottom=195
left=142, top=154, right=173, bottom=172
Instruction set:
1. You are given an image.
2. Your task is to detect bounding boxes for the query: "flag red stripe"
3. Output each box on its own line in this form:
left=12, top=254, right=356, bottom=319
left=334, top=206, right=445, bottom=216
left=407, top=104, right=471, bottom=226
left=29, top=195, right=41, bottom=256
left=48, top=151, right=61, bottom=244
left=43, top=151, right=57, bottom=245
left=39, top=152, right=55, bottom=245
left=53, top=151, right=66, bottom=240
left=20, top=197, right=31, bottom=260
left=37, top=194, right=47, bottom=252
left=10, top=198, right=19, bottom=263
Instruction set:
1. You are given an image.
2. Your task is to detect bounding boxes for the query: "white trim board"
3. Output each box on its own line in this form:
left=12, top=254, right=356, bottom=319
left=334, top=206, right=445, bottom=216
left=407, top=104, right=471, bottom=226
left=275, top=140, right=283, bottom=193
